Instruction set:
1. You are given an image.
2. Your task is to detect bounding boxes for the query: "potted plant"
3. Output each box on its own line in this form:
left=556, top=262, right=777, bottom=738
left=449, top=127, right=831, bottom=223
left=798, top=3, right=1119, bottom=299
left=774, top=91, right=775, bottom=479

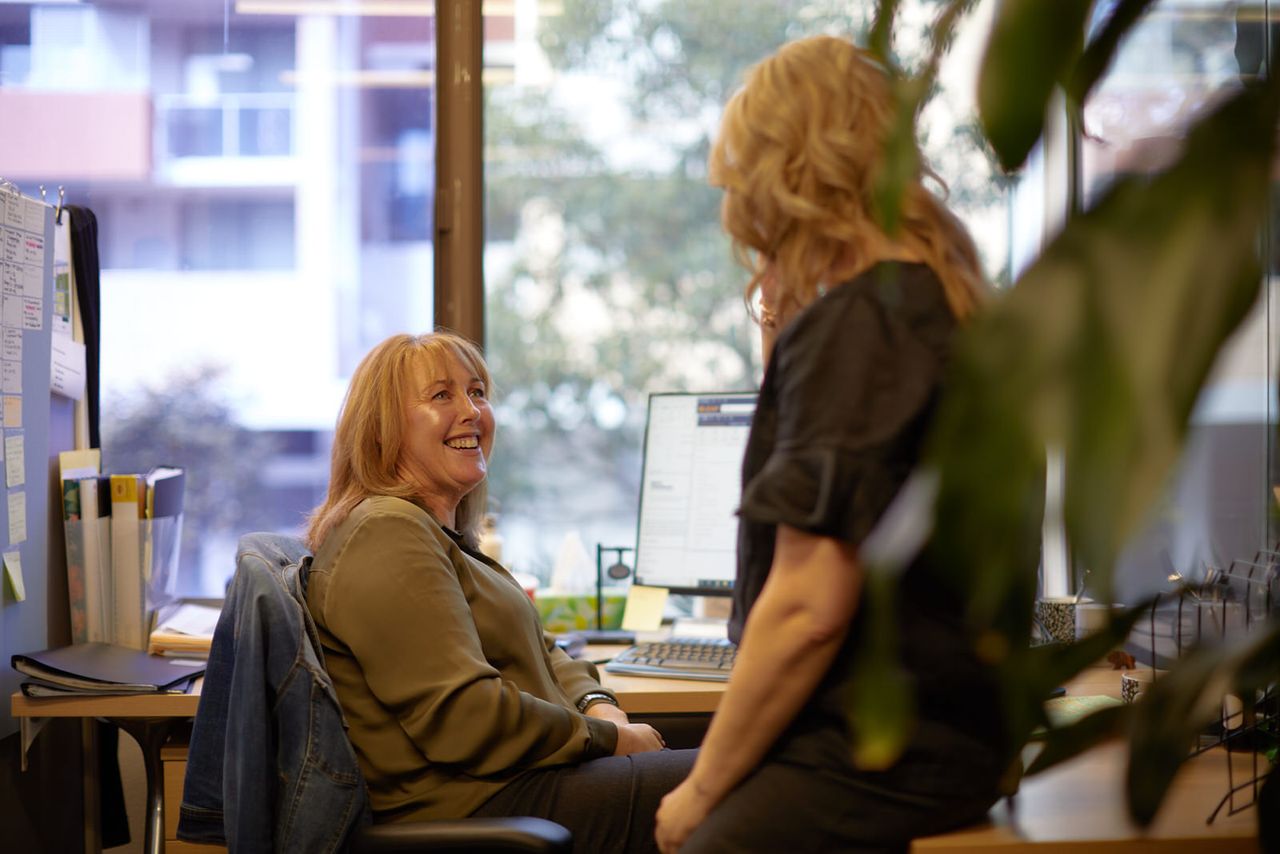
left=848, top=0, right=1280, bottom=840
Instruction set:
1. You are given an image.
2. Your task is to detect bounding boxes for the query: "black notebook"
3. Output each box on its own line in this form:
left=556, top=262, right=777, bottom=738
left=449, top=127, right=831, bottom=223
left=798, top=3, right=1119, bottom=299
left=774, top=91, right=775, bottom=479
left=12, top=642, right=206, bottom=695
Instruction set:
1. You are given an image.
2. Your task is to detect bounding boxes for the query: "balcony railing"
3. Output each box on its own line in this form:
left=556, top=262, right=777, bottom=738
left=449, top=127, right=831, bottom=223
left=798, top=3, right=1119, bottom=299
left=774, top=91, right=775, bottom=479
left=155, top=92, right=294, bottom=161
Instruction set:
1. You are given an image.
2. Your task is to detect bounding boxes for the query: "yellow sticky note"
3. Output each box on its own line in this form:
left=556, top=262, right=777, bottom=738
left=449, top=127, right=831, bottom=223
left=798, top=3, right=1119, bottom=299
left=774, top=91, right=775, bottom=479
left=621, top=585, right=669, bottom=632
left=3, top=395, right=20, bottom=428
left=4, top=549, right=24, bottom=601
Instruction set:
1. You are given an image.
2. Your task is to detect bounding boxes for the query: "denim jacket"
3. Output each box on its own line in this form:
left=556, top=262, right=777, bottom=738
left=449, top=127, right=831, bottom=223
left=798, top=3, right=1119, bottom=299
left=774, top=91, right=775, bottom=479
left=178, top=533, right=369, bottom=853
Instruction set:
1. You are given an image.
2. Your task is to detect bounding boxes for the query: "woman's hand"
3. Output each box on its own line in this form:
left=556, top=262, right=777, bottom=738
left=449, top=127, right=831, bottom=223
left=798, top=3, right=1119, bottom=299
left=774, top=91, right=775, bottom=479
left=613, top=722, right=665, bottom=755
left=655, top=777, right=716, bottom=853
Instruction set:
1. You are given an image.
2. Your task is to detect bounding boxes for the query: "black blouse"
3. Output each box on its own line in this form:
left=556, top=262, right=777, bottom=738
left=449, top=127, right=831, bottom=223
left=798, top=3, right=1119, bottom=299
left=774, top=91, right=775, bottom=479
left=731, top=262, right=1006, bottom=794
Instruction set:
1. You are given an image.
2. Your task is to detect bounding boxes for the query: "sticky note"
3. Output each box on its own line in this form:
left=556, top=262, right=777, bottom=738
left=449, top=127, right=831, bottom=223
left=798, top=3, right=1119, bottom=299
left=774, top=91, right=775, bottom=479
left=3, top=396, right=19, bottom=428
left=5, top=434, right=23, bottom=487
left=8, top=490, right=25, bottom=544
left=4, top=549, right=23, bottom=601
left=621, top=585, right=669, bottom=632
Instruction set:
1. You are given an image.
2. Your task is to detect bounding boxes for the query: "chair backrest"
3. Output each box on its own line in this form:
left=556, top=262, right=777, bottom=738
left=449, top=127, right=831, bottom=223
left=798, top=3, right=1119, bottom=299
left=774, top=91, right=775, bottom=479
left=179, top=532, right=369, bottom=853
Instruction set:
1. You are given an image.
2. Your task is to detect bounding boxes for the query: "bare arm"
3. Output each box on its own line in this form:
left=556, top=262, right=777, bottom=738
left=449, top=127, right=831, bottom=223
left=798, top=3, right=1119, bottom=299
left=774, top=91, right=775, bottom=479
left=655, top=524, right=863, bottom=851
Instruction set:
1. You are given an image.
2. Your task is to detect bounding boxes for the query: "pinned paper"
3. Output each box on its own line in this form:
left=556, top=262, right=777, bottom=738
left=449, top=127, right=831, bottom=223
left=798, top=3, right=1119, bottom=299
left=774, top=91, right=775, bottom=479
left=2, top=328, right=21, bottom=362
left=8, top=490, right=25, bottom=544
left=621, top=585, right=669, bottom=632
left=1, top=360, right=19, bottom=394
left=5, top=434, right=23, bottom=487
left=4, top=549, right=24, bottom=601
left=51, top=336, right=85, bottom=400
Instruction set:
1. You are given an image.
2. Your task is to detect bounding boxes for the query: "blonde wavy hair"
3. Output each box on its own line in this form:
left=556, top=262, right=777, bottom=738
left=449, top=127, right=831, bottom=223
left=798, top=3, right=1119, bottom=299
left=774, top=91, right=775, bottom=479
left=710, top=34, right=985, bottom=321
left=305, top=331, right=492, bottom=551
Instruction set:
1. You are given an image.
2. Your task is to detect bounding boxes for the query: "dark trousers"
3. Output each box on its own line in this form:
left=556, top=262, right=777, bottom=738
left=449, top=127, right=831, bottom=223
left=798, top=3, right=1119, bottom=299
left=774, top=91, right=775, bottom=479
left=472, top=748, right=697, bottom=854
left=680, top=755, right=997, bottom=854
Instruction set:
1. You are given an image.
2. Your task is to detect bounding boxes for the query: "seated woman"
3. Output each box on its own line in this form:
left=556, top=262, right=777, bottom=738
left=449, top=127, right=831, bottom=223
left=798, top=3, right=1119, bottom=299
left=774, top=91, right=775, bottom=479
left=655, top=35, right=1008, bottom=853
left=305, top=331, right=695, bottom=853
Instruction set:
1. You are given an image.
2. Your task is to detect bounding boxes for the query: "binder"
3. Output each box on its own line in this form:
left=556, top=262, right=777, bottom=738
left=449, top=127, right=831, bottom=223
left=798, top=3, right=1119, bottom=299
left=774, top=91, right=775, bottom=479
left=12, top=642, right=205, bottom=695
left=109, top=473, right=146, bottom=650
left=80, top=475, right=111, bottom=643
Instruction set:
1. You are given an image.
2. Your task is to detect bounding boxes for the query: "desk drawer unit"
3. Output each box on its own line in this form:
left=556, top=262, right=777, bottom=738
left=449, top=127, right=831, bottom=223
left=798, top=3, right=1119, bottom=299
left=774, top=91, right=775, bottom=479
left=162, top=745, right=225, bottom=853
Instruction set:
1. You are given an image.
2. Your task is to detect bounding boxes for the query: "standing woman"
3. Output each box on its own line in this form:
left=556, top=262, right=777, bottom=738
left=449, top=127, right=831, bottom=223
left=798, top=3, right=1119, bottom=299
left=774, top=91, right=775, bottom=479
left=305, top=331, right=695, bottom=854
left=656, top=36, right=1007, bottom=853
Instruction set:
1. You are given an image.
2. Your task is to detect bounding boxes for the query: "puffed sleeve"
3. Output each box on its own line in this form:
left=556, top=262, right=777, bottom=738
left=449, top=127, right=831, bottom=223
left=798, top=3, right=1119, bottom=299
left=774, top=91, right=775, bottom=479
left=319, top=511, right=616, bottom=775
left=741, top=287, right=946, bottom=544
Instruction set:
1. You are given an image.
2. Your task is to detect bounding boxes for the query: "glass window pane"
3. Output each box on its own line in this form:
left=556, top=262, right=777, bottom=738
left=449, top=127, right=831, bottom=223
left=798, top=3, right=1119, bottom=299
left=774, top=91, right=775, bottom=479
left=482, top=2, right=1014, bottom=581
left=0, top=1, right=437, bottom=596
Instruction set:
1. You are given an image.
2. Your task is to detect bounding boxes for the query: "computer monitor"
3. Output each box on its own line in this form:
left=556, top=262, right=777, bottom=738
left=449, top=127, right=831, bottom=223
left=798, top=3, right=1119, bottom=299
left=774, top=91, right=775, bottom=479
left=632, top=391, right=757, bottom=596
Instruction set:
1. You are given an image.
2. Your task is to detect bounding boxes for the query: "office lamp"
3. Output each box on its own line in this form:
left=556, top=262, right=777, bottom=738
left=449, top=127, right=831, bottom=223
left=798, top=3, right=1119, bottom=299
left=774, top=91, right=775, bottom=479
left=576, top=545, right=636, bottom=644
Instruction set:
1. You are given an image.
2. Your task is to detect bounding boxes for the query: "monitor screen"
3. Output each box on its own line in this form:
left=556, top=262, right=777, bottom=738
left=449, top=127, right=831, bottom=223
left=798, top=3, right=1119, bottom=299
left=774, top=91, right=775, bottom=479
left=632, top=392, right=757, bottom=595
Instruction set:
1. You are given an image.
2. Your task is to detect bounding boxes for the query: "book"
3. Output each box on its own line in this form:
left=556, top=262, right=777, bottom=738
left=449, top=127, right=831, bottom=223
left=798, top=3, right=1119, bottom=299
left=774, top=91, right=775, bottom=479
left=58, top=449, right=102, bottom=645
left=110, top=473, right=146, bottom=650
left=79, top=476, right=111, bottom=644
left=11, top=642, right=205, bottom=694
left=146, top=466, right=185, bottom=519
left=143, top=467, right=186, bottom=611
left=62, top=479, right=88, bottom=642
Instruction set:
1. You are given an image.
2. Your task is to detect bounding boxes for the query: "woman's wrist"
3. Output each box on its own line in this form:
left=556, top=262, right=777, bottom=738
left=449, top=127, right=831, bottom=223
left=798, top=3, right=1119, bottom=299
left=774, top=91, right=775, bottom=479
left=576, top=691, right=617, bottom=713
left=583, top=697, right=629, bottom=725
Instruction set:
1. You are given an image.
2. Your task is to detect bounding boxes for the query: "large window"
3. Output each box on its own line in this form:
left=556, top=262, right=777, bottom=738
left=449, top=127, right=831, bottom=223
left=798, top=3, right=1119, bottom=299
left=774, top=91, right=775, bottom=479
left=0, top=0, right=439, bottom=594
left=481, top=1, right=1016, bottom=580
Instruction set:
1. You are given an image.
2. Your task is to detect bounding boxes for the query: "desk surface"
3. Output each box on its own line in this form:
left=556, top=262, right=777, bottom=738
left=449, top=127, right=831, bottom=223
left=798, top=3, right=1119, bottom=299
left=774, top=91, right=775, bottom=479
left=913, top=664, right=1260, bottom=851
left=9, top=644, right=725, bottom=719
left=11, top=655, right=1261, bottom=850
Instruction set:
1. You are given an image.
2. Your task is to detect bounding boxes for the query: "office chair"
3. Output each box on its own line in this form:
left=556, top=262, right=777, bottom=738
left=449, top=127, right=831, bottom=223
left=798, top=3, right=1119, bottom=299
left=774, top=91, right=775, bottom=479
left=179, top=532, right=571, bottom=854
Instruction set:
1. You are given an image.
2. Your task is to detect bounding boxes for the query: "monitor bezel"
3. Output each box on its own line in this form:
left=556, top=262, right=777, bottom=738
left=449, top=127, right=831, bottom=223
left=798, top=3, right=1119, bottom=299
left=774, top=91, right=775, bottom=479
left=630, top=390, right=756, bottom=597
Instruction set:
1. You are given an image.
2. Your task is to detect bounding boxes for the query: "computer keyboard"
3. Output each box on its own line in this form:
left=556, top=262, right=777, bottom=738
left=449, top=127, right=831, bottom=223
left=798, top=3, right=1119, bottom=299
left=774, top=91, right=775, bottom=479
left=604, top=637, right=737, bottom=682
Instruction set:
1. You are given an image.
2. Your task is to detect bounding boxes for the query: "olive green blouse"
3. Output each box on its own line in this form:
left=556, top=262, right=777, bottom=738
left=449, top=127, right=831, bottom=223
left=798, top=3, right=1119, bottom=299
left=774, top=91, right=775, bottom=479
left=306, top=496, right=618, bottom=822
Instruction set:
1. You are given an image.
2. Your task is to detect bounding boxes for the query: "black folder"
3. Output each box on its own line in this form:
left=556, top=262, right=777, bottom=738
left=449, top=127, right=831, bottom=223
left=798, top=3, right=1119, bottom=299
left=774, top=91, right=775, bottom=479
left=12, top=642, right=205, bottom=694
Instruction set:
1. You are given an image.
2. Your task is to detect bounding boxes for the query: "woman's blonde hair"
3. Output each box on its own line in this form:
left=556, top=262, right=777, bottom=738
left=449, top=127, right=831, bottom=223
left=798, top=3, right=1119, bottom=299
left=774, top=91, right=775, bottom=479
left=710, top=34, right=985, bottom=320
left=305, top=331, right=493, bottom=551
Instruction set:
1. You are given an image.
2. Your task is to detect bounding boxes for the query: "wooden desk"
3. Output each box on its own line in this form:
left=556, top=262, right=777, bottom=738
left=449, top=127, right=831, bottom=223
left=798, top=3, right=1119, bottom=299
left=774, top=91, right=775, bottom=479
left=11, top=659, right=724, bottom=854
left=18, top=660, right=1259, bottom=853
left=913, top=665, right=1260, bottom=852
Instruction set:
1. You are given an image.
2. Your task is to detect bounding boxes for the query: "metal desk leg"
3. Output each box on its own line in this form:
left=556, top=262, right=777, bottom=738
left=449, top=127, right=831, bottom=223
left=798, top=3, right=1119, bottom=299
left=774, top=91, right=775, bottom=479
left=113, top=717, right=178, bottom=854
left=82, top=719, right=101, bottom=854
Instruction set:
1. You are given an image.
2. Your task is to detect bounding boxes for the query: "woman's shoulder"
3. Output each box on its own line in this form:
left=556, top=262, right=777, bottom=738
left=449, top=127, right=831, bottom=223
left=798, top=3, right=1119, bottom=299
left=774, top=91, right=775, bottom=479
left=829, top=261, right=950, bottom=320
left=352, top=495, right=437, bottom=525
left=314, top=496, right=450, bottom=568
left=782, top=261, right=952, bottom=352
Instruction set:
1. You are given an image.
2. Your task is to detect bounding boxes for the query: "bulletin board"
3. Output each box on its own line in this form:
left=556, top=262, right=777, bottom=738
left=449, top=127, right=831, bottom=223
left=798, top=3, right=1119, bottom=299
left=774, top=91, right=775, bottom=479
left=0, top=184, right=54, bottom=739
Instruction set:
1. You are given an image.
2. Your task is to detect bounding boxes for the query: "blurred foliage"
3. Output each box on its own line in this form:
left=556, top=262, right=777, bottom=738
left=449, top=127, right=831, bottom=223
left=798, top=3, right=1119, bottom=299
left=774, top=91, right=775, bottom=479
left=101, top=365, right=278, bottom=582
left=853, top=0, right=1280, bottom=832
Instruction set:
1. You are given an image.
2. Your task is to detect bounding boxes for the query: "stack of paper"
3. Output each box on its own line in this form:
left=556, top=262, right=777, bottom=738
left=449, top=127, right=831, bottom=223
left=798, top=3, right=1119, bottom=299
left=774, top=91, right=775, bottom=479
left=147, top=601, right=219, bottom=658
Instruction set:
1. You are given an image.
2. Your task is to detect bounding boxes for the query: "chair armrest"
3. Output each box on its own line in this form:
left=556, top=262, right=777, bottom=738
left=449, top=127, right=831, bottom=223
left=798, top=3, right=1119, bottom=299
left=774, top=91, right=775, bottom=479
left=351, top=816, right=572, bottom=853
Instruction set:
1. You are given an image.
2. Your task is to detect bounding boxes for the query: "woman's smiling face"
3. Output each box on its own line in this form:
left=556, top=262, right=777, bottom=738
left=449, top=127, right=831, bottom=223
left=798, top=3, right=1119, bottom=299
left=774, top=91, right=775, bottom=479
left=398, top=352, right=496, bottom=527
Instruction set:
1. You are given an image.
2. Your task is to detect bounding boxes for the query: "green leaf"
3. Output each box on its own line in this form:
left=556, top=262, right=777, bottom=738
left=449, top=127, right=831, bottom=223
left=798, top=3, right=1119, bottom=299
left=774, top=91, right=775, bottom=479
left=867, top=0, right=900, bottom=65
left=1026, top=703, right=1129, bottom=776
left=845, top=571, right=915, bottom=770
left=1127, top=620, right=1280, bottom=826
left=977, top=0, right=1092, bottom=171
left=1065, top=0, right=1158, bottom=106
left=1057, top=79, right=1280, bottom=580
